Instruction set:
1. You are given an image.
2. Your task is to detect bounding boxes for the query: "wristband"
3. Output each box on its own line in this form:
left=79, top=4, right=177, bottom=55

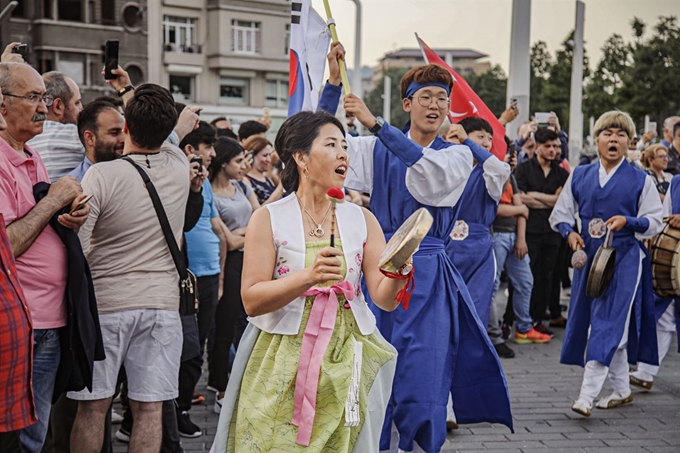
left=117, top=85, right=135, bottom=97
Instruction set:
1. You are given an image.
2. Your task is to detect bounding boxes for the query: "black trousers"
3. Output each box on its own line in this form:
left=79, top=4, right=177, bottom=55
left=503, top=282, right=516, bottom=326
left=196, top=274, right=220, bottom=360
left=549, top=238, right=570, bottom=316
left=210, top=251, right=247, bottom=392
left=526, top=232, right=563, bottom=322
left=0, top=430, right=21, bottom=452
left=176, top=355, right=202, bottom=413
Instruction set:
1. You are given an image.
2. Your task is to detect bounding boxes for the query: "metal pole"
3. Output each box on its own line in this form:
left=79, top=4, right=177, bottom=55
left=349, top=0, right=362, bottom=100
left=568, top=0, right=585, bottom=167
left=0, top=1, right=17, bottom=22
left=383, top=75, right=391, bottom=124
left=506, top=0, right=532, bottom=139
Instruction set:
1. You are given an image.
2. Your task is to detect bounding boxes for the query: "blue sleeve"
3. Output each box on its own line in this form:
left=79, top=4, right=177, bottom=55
left=625, top=216, right=650, bottom=233
left=463, top=138, right=492, bottom=164
left=557, top=222, right=575, bottom=239
left=375, top=121, right=424, bottom=167
left=514, top=136, right=525, bottom=154
left=558, top=130, right=569, bottom=162
left=317, top=82, right=342, bottom=115
left=166, top=131, right=179, bottom=147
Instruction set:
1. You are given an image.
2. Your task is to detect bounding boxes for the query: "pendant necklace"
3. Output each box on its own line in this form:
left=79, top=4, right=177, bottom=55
left=297, top=196, right=331, bottom=238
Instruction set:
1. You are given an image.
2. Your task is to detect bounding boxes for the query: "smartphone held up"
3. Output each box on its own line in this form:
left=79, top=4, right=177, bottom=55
left=104, top=39, right=119, bottom=80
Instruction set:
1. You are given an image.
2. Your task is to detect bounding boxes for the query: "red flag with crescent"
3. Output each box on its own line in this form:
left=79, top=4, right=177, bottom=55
left=416, top=34, right=506, bottom=158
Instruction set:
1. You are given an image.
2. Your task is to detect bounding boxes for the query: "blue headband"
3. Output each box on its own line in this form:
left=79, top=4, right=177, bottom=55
left=404, top=82, right=451, bottom=99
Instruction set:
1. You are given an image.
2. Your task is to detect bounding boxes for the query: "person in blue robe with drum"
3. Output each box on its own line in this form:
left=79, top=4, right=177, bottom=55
left=630, top=174, right=680, bottom=391
left=549, top=110, right=663, bottom=417
left=319, top=43, right=512, bottom=453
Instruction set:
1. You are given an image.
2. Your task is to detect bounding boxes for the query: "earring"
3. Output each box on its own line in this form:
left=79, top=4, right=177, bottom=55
left=303, top=166, right=309, bottom=178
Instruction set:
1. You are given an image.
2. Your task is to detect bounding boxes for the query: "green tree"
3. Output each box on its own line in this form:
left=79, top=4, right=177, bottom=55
left=466, top=64, right=508, bottom=117
left=364, top=67, right=410, bottom=128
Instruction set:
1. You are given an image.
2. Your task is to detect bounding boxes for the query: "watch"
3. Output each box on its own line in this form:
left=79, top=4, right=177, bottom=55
left=117, top=85, right=135, bottom=97
left=369, top=116, right=385, bottom=135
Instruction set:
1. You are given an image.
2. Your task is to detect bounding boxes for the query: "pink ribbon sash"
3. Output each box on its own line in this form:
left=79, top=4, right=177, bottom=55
left=292, top=280, right=355, bottom=446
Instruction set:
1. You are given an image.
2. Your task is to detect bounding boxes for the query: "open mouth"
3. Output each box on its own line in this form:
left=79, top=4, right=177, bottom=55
left=608, top=146, right=618, bottom=153
left=426, top=114, right=439, bottom=122
left=335, top=165, right=348, bottom=177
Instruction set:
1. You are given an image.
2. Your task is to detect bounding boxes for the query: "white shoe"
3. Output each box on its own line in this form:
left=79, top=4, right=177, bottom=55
left=111, top=408, right=124, bottom=424
left=206, top=384, right=218, bottom=393
left=214, top=394, right=223, bottom=414
left=571, top=398, right=592, bottom=417
left=596, top=390, right=633, bottom=409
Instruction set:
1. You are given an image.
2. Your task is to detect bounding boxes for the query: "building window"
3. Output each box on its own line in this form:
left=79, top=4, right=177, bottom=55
left=126, top=65, right=145, bottom=86
left=12, top=1, right=25, bottom=17
left=164, top=16, right=197, bottom=53
left=41, top=0, right=53, bottom=18
left=219, top=77, right=249, bottom=105
left=59, top=0, right=83, bottom=22
left=285, top=24, right=290, bottom=55
left=169, top=75, right=194, bottom=102
left=101, top=0, right=116, bottom=25
left=58, top=54, right=85, bottom=85
left=265, top=80, right=289, bottom=108
left=231, top=20, right=260, bottom=55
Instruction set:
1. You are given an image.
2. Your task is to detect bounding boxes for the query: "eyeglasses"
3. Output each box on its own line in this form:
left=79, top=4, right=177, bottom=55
left=409, top=94, right=450, bottom=110
left=4, top=93, right=54, bottom=107
left=656, top=155, right=669, bottom=160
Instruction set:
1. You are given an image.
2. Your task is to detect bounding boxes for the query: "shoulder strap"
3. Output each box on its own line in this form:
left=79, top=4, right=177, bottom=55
left=237, top=180, right=248, bottom=195
left=122, top=157, right=188, bottom=280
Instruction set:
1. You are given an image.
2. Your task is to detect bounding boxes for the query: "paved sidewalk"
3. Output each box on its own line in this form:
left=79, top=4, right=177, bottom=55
left=111, top=288, right=680, bottom=452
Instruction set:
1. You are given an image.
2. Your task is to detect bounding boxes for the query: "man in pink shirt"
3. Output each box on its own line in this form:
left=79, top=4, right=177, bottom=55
left=0, top=62, right=89, bottom=452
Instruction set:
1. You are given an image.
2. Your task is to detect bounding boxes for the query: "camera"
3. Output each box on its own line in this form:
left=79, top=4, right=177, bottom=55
left=11, top=44, right=27, bottom=60
left=190, top=156, right=204, bottom=172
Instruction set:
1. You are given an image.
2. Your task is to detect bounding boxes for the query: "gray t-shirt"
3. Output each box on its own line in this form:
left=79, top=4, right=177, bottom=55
left=214, top=180, right=254, bottom=231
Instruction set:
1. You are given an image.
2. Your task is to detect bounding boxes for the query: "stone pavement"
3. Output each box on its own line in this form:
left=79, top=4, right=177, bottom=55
left=110, top=287, right=680, bottom=452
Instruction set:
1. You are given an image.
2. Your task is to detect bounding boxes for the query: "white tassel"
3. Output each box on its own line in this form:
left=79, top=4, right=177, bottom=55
left=344, top=340, right=363, bottom=427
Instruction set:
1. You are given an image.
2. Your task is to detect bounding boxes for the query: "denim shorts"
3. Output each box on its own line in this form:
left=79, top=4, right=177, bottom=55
left=68, top=309, right=182, bottom=402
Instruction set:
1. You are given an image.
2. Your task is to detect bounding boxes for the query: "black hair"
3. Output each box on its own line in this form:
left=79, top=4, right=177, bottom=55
left=274, top=111, right=345, bottom=192
left=458, top=117, right=493, bottom=136
left=179, top=120, right=216, bottom=151
left=174, top=102, right=187, bottom=117
left=534, top=127, right=559, bottom=145
left=92, top=95, right=124, bottom=111
left=238, top=120, right=268, bottom=142
left=125, top=84, right=178, bottom=150
left=673, top=121, right=680, bottom=138
left=77, top=101, right=118, bottom=147
left=217, top=128, right=238, bottom=140
left=210, top=116, right=230, bottom=128
left=208, top=137, right=245, bottom=182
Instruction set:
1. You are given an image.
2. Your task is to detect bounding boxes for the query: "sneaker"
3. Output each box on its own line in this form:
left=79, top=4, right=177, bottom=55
left=501, top=323, right=511, bottom=341
left=494, top=342, right=516, bottom=359
left=115, top=427, right=131, bottom=443
left=571, top=398, right=592, bottom=417
left=446, top=420, right=459, bottom=431
left=214, top=394, right=224, bottom=414
left=596, top=390, right=633, bottom=409
left=533, top=322, right=554, bottom=337
left=206, top=384, right=218, bottom=393
left=111, top=408, right=124, bottom=424
left=549, top=316, right=567, bottom=328
left=515, top=327, right=551, bottom=344
left=177, top=411, right=202, bottom=438
left=192, top=391, right=205, bottom=405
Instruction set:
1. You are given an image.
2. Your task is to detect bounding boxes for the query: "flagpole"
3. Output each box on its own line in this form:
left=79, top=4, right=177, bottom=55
left=322, top=0, right=352, bottom=95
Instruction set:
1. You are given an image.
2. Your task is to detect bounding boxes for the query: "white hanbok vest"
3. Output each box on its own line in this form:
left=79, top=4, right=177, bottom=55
left=247, top=193, right=377, bottom=336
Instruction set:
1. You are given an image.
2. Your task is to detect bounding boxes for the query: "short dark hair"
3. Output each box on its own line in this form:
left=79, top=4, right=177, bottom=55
left=174, top=102, right=187, bottom=117
left=179, top=120, right=216, bottom=151
left=43, top=71, right=73, bottom=106
left=673, top=121, right=680, bottom=138
left=210, top=116, right=229, bottom=128
left=92, top=95, right=124, bottom=111
left=77, top=101, right=118, bottom=147
left=238, top=120, right=268, bottom=142
left=125, top=84, right=177, bottom=150
left=534, top=128, right=559, bottom=145
left=275, top=111, right=345, bottom=192
left=400, top=64, right=454, bottom=99
left=458, top=117, right=493, bottom=136
left=209, top=137, right=245, bottom=182
left=217, top=128, right=238, bottom=140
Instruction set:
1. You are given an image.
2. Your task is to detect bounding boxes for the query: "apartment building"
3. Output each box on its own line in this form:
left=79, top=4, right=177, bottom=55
left=1, top=0, right=149, bottom=102
left=147, top=0, right=291, bottom=132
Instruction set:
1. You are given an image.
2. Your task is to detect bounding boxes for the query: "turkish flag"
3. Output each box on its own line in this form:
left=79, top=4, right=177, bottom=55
left=416, top=34, right=507, bottom=158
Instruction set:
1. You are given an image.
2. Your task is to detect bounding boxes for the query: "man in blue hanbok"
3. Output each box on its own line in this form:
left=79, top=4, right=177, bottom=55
left=630, top=175, right=680, bottom=390
left=549, top=111, right=662, bottom=417
left=319, top=44, right=512, bottom=453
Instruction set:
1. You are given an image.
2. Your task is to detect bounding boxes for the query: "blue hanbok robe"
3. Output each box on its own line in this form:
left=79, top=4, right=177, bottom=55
left=550, top=159, right=661, bottom=368
left=318, top=83, right=513, bottom=453
left=445, top=140, right=509, bottom=326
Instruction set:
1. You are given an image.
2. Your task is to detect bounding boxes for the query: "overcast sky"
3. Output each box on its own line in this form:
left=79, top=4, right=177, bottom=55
left=311, top=0, right=680, bottom=73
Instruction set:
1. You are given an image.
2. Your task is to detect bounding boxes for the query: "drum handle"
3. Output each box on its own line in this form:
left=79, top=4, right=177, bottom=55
left=604, top=227, right=614, bottom=248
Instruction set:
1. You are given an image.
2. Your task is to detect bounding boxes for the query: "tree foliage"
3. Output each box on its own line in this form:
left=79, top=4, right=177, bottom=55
left=364, top=67, right=410, bottom=129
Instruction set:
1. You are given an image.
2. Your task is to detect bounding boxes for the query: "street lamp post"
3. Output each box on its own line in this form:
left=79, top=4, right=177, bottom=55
left=348, top=0, right=362, bottom=100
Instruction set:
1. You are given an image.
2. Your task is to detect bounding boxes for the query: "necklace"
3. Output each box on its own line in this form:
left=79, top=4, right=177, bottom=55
left=297, top=196, right=331, bottom=238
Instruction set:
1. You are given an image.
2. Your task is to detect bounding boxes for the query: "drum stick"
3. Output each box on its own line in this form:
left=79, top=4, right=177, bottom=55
left=326, top=188, right=345, bottom=248
left=322, top=0, right=352, bottom=95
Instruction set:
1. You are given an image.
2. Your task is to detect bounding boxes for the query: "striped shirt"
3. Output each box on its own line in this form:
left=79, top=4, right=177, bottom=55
left=0, top=214, right=36, bottom=432
left=27, top=120, right=84, bottom=182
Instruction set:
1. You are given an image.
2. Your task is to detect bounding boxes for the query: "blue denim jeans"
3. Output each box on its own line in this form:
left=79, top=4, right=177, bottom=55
left=20, top=328, right=60, bottom=453
left=490, top=232, right=533, bottom=334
